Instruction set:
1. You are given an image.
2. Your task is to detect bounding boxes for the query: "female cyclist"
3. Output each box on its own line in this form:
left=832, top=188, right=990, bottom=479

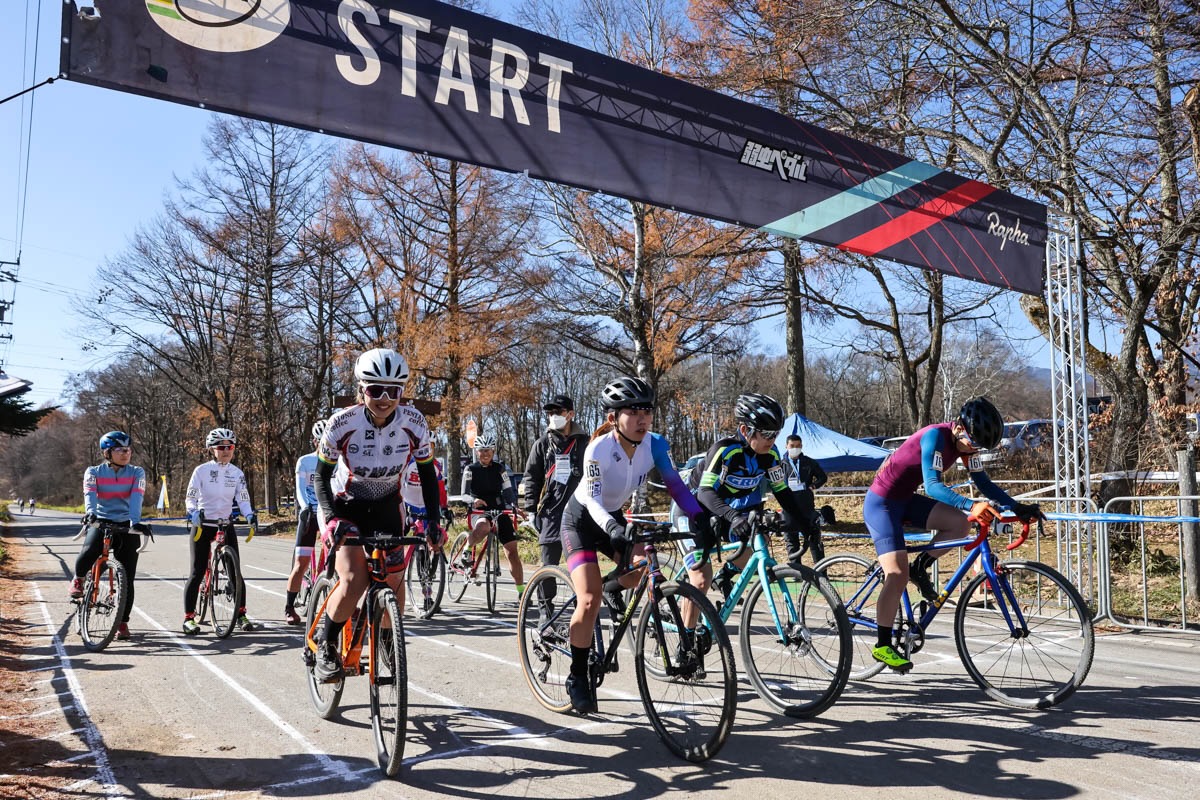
left=559, top=376, right=711, bottom=714
left=183, top=428, right=258, bottom=635
left=864, top=396, right=1044, bottom=672
left=311, top=348, right=443, bottom=682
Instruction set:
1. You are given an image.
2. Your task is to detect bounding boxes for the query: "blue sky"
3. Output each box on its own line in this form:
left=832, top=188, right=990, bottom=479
left=2, top=0, right=1057, bottom=411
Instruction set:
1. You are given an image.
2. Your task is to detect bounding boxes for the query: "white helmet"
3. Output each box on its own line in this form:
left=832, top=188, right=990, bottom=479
left=310, top=419, right=327, bottom=444
left=473, top=434, right=497, bottom=450
left=354, top=348, right=409, bottom=386
left=205, top=427, right=236, bottom=447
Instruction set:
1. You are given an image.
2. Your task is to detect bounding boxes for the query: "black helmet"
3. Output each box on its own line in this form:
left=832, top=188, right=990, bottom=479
left=601, top=376, right=655, bottom=411
left=959, top=397, right=1003, bottom=449
left=734, top=393, right=785, bottom=431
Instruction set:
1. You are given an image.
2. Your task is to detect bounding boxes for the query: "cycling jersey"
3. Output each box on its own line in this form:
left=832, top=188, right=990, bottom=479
left=689, top=436, right=800, bottom=521
left=83, top=462, right=147, bottom=525
left=462, top=460, right=515, bottom=508
left=295, top=451, right=319, bottom=510
left=869, top=423, right=1009, bottom=511
left=576, top=431, right=701, bottom=528
left=185, top=461, right=253, bottom=519
left=317, top=404, right=432, bottom=502
left=401, top=458, right=447, bottom=512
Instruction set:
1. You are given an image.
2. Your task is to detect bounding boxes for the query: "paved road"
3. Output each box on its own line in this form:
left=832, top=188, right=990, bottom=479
left=3, top=509, right=1200, bottom=799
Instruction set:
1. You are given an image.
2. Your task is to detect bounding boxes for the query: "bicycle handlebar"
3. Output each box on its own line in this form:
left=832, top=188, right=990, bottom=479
left=966, top=503, right=1035, bottom=551
left=192, top=517, right=256, bottom=543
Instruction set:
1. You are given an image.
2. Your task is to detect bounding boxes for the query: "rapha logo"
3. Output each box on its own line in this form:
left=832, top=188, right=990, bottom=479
left=986, top=212, right=1031, bottom=250
left=145, top=0, right=290, bottom=53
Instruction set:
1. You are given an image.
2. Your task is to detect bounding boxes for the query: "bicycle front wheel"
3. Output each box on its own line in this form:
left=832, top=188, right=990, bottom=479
left=446, top=532, right=471, bottom=602
left=634, top=581, right=736, bottom=763
left=370, top=589, right=407, bottom=778
left=817, top=554, right=888, bottom=680
left=305, top=576, right=344, bottom=718
left=485, top=535, right=500, bottom=613
left=955, top=560, right=1095, bottom=709
left=516, top=566, right=575, bottom=713
left=80, top=560, right=128, bottom=652
left=741, top=565, right=852, bottom=718
left=210, top=548, right=243, bottom=639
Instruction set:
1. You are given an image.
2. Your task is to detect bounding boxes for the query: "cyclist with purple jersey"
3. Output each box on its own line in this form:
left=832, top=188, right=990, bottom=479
left=863, top=397, right=1045, bottom=672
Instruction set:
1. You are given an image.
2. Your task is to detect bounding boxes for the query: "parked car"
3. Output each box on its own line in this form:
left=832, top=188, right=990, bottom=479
left=881, top=436, right=908, bottom=451
left=979, top=419, right=1059, bottom=466
left=858, top=436, right=888, bottom=447
left=678, top=452, right=706, bottom=477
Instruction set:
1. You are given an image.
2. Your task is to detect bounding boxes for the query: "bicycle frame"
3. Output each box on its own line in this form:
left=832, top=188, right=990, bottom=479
left=842, top=526, right=1033, bottom=641
left=305, top=534, right=422, bottom=676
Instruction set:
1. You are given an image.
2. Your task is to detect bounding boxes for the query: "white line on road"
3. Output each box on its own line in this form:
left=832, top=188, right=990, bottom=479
left=128, top=605, right=371, bottom=789
left=30, top=582, right=125, bottom=799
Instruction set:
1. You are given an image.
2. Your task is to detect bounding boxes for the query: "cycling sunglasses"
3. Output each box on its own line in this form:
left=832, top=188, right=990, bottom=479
left=753, top=428, right=779, bottom=440
left=213, top=444, right=235, bottom=451
left=363, top=383, right=402, bottom=400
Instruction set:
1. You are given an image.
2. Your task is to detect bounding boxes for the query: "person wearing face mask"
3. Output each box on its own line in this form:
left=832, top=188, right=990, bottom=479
left=781, top=434, right=828, bottom=563
left=522, top=394, right=589, bottom=571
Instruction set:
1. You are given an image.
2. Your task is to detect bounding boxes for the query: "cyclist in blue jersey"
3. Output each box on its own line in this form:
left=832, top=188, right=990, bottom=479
left=671, top=393, right=805, bottom=620
left=558, top=376, right=712, bottom=713
left=285, top=420, right=327, bottom=625
left=72, top=432, right=150, bottom=641
left=864, top=397, right=1045, bottom=671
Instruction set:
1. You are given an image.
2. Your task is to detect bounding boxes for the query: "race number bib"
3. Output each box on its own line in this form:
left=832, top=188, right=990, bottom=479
left=932, top=451, right=944, bottom=472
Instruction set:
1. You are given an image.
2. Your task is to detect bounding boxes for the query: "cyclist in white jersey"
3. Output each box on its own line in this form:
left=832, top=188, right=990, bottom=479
left=557, top=376, right=711, bottom=713
left=183, top=428, right=258, bottom=635
left=311, top=348, right=443, bottom=682
left=285, top=420, right=327, bottom=625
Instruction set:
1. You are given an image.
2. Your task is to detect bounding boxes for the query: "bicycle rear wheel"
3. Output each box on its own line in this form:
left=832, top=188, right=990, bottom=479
left=485, top=535, right=500, bottom=613
left=741, top=565, right=851, bottom=717
left=516, top=566, right=575, bottom=713
left=955, top=560, right=1095, bottom=709
left=305, top=576, right=344, bottom=718
left=817, top=554, right=888, bottom=680
left=405, top=545, right=445, bottom=620
left=210, top=548, right=243, bottom=639
left=370, top=589, right=408, bottom=777
left=80, top=560, right=128, bottom=652
left=447, top=532, right=471, bottom=602
left=634, top=581, right=736, bottom=763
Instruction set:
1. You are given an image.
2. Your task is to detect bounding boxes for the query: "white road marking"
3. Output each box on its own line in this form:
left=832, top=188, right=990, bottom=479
left=30, top=582, right=125, bottom=798
left=129, top=605, right=370, bottom=788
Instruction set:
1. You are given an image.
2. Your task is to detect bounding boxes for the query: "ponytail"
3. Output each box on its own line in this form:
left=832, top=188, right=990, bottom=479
left=592, top=420, right=615, bottom=441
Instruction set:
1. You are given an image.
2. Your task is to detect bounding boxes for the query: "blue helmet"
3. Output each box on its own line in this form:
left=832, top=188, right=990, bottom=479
left=99, top=431, right=131, bottom=452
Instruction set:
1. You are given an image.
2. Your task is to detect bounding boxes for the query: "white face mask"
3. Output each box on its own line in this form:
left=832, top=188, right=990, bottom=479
left=548, top=414, right=568, bottom=431
left=787, top=446, right=803, bottom=458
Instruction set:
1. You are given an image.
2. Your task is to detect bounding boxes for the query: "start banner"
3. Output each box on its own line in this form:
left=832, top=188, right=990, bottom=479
left=62, top=0, right=1048, bottom=293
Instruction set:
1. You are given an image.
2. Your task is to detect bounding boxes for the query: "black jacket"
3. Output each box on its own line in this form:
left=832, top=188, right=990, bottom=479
left=522, top=422, right=588, bottom=543
left=782, top=453, right=827, bottom=490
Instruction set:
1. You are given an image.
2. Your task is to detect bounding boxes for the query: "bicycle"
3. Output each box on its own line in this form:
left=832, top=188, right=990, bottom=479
left=447, top=507, right=519, bottom=613
left=193, top=515, right=256, bottom=639
left=517, top=519, right=738, bottom=763
left=675, top=510, right=852, bottom=718
left=818, top=504, right=1095, bottom=709
left=73, top=520, right=137, bottom=651
left=404, top=518, right=446, bottom=620
left=303, top=531, right=423, bottom=778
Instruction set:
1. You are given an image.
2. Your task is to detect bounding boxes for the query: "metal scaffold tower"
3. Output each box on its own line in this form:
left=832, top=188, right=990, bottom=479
left=1045, top=218, right=1094, bottom=597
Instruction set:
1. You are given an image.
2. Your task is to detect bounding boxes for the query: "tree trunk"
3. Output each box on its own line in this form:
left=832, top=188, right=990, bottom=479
left=782, top=239, right=805, bottom=415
